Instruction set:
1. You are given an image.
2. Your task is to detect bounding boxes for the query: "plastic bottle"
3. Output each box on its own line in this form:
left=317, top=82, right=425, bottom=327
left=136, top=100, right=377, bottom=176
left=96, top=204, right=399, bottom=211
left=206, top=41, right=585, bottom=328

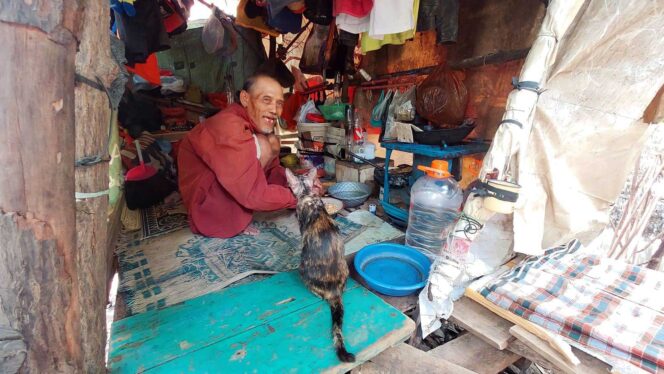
left=405, top=160, right=463, bottom=257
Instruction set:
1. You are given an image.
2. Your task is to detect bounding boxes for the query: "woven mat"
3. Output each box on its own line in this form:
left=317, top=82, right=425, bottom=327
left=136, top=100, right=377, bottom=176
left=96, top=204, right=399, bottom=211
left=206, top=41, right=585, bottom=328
left=116, top=209, right=403, bottom=316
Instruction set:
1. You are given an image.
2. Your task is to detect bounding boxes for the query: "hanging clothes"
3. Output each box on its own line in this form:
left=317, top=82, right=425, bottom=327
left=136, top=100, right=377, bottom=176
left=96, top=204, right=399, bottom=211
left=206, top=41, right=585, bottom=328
left=333, top=0, right=373, bottom=18
left=267, top=0, right=304, bottom=17
left=114, top=0, right=170, bottom=65
left=160, top=0, right=194, bottom=36
left=367, top=0, right=415, bottom=39
left=266, top=4, right=303, bottom=34
left=361, top=0, right=420, bottom=53
left=125, top=53, right=160, bottom=85
left=236, top=0, right=281, bottom=37
left=334, top=0, right=372, bottom=35
left=335, top=13, right=369, bottom=34
left=303, top=0, right=333, bottom=25
left=416, top=0, right=459, bottom=44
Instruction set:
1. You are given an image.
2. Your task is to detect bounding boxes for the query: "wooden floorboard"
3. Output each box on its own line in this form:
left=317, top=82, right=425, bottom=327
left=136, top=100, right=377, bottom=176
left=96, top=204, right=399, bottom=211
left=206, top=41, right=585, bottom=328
left=429, top=333, right=521, bottom=374
left=364, top=343, right=476, bottom=374
left=509, top=326, right=611, bottom=374
left=449, top=297, right=514, bottom=350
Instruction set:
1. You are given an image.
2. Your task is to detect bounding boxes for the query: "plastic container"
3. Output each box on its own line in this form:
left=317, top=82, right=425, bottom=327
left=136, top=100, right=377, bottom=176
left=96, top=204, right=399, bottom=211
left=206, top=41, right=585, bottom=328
left=405, top=160, right=463, bottom=257
left=323, top=156, right=336, bottom=177
left=484, top=179, right=521, bottom=214
left=354, top=243, right=431, bottom=296
left=297, top=122, right=330, bottom=143
left=325, top=126, right=345, bottom=157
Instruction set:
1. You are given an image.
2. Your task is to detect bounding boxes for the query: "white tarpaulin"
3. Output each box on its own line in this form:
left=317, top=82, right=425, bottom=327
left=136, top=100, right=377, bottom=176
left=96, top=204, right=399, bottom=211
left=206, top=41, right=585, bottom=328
left=483, top=0, right=664, bottom=255
left=514, top=0, right=664, bottom=254
left=420, top=0, right=664, bottom=337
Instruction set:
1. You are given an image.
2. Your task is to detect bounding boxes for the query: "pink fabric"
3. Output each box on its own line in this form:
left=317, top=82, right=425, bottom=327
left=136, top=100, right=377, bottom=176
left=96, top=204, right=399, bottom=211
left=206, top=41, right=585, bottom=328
left=333, top=0, right=373, bottom=17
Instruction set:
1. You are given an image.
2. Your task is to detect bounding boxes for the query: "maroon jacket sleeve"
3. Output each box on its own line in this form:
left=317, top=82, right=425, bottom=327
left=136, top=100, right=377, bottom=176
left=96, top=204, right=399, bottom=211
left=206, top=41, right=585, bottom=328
left=191, top=116, right=297, bottom=212
left=265, top=157, right=289, bottom=187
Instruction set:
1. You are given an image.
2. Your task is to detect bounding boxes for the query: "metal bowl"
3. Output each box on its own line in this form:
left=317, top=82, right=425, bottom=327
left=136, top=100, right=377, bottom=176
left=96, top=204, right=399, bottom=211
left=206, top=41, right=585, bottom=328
left=328, top=182, right=372, bottom=208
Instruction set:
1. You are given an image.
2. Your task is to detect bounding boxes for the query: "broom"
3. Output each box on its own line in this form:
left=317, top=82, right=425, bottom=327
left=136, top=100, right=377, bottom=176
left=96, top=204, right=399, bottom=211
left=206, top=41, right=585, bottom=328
left=125, top=139, right=176, bottom=210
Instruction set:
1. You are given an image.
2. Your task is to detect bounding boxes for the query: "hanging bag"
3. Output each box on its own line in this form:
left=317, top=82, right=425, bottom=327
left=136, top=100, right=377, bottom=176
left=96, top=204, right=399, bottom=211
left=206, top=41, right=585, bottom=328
left=415, top=66, right=468, bottom=127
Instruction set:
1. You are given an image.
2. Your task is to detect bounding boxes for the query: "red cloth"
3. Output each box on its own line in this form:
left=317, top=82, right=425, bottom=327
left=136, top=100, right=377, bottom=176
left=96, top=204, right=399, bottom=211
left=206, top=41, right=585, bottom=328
left=178, top=104, right=297, bottom=238
left=333, top=0, right=373, bottom=17
left=126, top=53, right=160, bottom=85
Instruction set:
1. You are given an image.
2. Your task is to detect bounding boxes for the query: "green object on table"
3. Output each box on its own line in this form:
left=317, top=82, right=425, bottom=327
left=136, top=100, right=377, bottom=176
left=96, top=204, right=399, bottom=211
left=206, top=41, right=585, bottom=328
left=108, top=271, right=414, bottom=373
left=319, top=103, right=348, bottom=121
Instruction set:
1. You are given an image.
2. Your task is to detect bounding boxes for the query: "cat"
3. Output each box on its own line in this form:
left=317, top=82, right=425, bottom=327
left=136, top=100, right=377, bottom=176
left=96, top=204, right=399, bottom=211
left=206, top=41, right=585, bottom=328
left=285, top=167, right=356, bottom=363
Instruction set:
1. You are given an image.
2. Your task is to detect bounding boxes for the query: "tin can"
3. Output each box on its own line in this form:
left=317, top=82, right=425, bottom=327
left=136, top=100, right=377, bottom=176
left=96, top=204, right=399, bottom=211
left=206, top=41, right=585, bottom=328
left=368, top=203, right=377, bottom=215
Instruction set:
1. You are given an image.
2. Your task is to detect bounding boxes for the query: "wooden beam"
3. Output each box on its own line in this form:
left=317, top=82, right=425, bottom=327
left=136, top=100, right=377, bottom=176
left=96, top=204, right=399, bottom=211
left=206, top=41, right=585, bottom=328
left=0, top=1, right=87, bottom=371
left=509, top=326, right=611, bottom=374
left=449, top=297, right=514, bottom=350
left=73, top=0, right=119, bottom=371
left=366, top=343, right=476, bottom=374
left=428, top=333, right=521, bottom=374
left=448, top=48, right=530, bottom=70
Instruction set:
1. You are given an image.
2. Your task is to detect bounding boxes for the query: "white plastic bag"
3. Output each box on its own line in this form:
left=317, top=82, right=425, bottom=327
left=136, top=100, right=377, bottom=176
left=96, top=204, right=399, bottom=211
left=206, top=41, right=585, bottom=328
left=295, top=99, right=321, bottom=124
left=202, top=14, right=225, bottom=54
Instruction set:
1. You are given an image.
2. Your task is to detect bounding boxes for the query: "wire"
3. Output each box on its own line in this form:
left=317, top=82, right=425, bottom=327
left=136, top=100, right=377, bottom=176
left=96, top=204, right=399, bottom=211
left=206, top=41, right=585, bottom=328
left=455, top=212, right=483, bottom=240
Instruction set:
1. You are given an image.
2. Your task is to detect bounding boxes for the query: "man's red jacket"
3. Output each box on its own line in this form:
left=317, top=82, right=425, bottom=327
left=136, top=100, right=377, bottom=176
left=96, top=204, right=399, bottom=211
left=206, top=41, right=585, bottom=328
left=178, top=104, right=296, bottom=238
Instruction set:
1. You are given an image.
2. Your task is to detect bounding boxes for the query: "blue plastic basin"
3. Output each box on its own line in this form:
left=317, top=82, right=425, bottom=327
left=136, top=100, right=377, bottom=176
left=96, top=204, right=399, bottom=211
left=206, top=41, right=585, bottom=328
left=354, top=243, right=432, bottom=297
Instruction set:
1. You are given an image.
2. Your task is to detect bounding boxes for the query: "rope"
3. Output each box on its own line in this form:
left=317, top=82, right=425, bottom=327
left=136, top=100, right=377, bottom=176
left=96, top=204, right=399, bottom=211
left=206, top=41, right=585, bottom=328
left=74, top=75, right=114, bottom=169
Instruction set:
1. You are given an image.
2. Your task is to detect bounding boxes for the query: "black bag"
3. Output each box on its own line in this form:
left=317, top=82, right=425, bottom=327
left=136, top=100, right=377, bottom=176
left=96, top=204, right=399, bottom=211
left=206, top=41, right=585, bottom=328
left=303, top=0, right=333, bottom=25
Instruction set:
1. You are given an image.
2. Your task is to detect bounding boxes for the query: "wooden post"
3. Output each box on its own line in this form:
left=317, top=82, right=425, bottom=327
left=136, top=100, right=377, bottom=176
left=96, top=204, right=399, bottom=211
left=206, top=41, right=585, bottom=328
left=0, top=1, right=105, bottom=372
left=74, top=0, right=118, bottom=372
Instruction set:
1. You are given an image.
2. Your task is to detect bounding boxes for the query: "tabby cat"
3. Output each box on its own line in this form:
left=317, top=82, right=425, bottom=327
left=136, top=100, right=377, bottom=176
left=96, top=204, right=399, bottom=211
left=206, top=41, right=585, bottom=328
left=285, top=168, right=355, bottom=363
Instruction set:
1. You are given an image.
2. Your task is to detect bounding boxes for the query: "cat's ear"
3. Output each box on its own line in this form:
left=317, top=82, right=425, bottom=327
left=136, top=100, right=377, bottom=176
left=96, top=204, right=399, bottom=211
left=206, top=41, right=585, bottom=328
left=285, top=168, right=299, bottom=188
left=306, top=167, right=318, bottom=182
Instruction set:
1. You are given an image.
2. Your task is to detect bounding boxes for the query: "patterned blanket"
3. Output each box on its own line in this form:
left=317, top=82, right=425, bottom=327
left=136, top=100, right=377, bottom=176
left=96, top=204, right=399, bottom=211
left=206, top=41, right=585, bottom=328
left=480, top=240, right=664, bottom=373
left=116, top=209, right=403, bottom=316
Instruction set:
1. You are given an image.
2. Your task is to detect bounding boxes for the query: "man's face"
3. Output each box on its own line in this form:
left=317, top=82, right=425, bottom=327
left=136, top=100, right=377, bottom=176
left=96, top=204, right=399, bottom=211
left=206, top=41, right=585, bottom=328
left=240, top=77, right=284, bottom=134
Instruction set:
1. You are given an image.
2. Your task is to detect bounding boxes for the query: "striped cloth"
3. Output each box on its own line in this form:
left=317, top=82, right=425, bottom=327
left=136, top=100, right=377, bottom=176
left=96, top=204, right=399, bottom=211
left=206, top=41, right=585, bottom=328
left=480, top=240, right=664, bottom=373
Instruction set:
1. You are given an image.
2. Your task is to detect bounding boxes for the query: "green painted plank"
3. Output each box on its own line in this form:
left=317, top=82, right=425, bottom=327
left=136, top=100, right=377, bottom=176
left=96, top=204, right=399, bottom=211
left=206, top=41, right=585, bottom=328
left=109, top=272, right=412, bottom=373
left=149, top=285, right=414, bottom=374
left=109, top=272, right=361, bottom=373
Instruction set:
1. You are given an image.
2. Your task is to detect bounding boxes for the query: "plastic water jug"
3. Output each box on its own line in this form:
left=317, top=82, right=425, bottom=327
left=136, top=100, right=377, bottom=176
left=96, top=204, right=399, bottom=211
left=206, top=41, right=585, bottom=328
left=405, top=160, right=463, bottom=257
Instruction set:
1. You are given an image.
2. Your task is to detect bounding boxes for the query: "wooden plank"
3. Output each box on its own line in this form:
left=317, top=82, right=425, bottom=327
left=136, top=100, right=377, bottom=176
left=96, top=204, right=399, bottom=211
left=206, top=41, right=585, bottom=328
left=428, top=333, right=520, bottom=374
left=367, top=343, right=475, bottom=374
left=350, top=361, right=384, bottom=374
left=109, top=272, right=415, bottom=373
left=464, top=288, right=579, bottom=365
left=509, top=326, right=611, bottom=374
left=449, top=297, right=514, bottom=350
left=73, top=0, right=117, bottom=370
left=149, top=282, right=413, bottom=374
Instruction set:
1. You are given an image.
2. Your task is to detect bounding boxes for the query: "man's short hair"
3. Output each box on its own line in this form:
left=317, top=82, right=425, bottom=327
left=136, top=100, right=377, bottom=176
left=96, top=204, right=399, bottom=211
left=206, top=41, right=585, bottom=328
left=241, top=73, right=279, bottom=94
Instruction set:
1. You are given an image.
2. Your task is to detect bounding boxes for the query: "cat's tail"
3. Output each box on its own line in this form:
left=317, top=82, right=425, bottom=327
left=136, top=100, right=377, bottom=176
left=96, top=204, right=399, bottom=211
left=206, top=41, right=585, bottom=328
left=329, top=295, right=356, bottom=363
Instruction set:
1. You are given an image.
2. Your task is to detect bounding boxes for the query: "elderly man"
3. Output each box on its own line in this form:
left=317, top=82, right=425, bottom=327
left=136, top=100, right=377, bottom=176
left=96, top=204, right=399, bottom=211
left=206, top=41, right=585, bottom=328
left=178, top=74, right=300, bottom=238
